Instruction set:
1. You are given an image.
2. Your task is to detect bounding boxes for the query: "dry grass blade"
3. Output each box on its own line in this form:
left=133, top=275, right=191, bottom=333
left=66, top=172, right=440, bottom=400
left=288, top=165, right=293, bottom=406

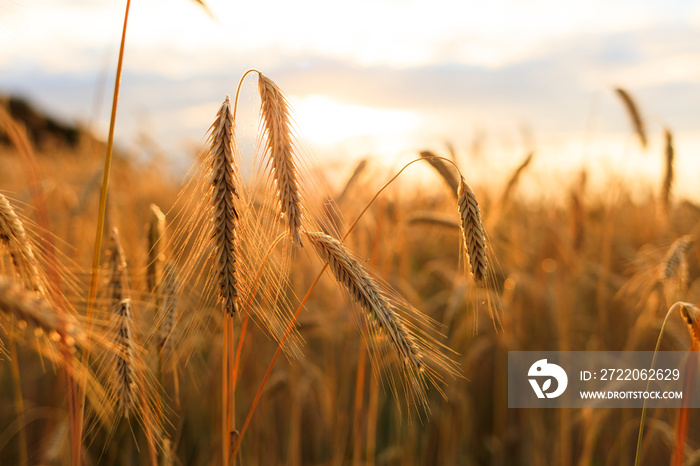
left=0, top=275, right=84, bottom=348
left=457, top=177, right=488, bottom=283
left=615, top=87, right=647, bottom=149
left=661, top=128, right=674, bottom=214
left=208, top=95, right=240, bottom=316
left=306, top=231, right=423, bottom=373
left=420, top=150, right=460, bottom=197
left=258, top=73, right=303, bottom=246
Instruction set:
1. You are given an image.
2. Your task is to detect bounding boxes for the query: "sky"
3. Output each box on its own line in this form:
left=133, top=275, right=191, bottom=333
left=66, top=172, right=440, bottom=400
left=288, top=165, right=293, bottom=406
left=1, top=0, right=700, bottom=198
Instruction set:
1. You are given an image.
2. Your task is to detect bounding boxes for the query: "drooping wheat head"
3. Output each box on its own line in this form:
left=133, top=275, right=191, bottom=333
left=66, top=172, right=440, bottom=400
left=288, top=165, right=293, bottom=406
left=306, top=230, right=459, bottom=412
left=420, top=150, right=460, bottom=197
left=258, top=73, right=303, bottom=246
left=457, top=177, right=488, bottom=283
left=306, top=231, right=422, bottom=370
left=615, top=87, right=647, bottom=149
left=0, top=275, right=84, bottom=349
left=0, top=193, right=45, bottom=294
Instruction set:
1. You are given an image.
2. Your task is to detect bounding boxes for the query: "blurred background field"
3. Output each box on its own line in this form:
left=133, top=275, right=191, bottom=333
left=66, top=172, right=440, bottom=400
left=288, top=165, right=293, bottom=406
left=2, top=1, right=700, bottom=465
left=1, top=91, right=700, bottom=465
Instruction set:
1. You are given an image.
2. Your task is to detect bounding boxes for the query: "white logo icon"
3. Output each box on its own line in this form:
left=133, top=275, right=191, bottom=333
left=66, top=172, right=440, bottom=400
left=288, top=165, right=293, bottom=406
left=528, top=359, right=568, bottom=398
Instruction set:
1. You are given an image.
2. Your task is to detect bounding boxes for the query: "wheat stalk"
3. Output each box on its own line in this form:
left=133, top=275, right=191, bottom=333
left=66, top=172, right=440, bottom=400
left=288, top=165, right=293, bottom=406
left=457, top=177, right=488, bottom=283
left=305, top=231, right=423, bottom=373
left=207, top=95, right=240, bottom=316
left=258, top=73, right=303, bottom=246
left=615, top=87, right=647, bottom=149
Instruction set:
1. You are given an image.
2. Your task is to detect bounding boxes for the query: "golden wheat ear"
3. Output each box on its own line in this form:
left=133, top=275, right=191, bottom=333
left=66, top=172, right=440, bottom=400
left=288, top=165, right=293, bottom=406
left=679, top=303, right=700, bottom=349
left=147, top=203, right=166, bottom=296
left=457, top=177, right=488, bottom=283
left=0, top=193, right=46, bottom=294
left=659, top=236, right=693, bottom=282
left=615, top=87, right=647, bottom=149
left=257, top=73, right=304, bottom=246
left=105, top=228, right=137, bottom=418
left=306, top=231, right=424, bottom=372
left=158, top=262, right=179, bottom=352
left=660, top=128, right=674, bottom=215
left=420, top=150, right=460, bottom=197
left=500, top=151, right=534, bottom=209
left=0, top=275, right=85, bottom=349
left=103, top=228, right=162, bottom=441
left=209, top=95, right=241, bottom=316
left=305, top=230, right=460, bottom=413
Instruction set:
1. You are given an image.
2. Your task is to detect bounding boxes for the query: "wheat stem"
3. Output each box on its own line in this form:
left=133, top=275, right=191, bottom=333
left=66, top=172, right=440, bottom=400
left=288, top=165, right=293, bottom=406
left=79, top=2, right=132, bottom=462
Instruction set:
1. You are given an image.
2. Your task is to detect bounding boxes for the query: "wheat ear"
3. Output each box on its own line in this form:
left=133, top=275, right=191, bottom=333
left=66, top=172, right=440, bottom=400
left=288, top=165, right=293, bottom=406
left=679, top=303, right=700, bottom=349
left=659, top=236, right=693, bottom=281
left=661, top=128, right=674, bottom=214
left=258, top=73, right=303, bottom=245
left=0, top=275, right=84, bottom=347
left=147, top=203, right=166, bottom=296
left=500, top=151, right=534, bottom=208
left=158, top=263, right=179, bottom=351
left=0, top=193, right=45, bottom=294
left=305, top=231, right=423, bottom=373
left=420, top=150, right=460, bottom=197
left=208, top=95, right=240, bottom=316
left=107, top=228, right=137, bottom=418
left=615, top=87, right=647, bottom=149
left=457, top=177, right=488, bottom=283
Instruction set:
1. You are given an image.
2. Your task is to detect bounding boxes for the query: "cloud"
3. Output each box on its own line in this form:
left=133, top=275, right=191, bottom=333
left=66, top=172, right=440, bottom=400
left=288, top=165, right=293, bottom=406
left=1, top=5, right=699, bottom=162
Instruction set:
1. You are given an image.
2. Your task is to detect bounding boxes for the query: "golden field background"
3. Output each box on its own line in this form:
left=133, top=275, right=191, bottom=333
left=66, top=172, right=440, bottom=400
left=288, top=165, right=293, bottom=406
left=1, top=88, right=699, bottom=466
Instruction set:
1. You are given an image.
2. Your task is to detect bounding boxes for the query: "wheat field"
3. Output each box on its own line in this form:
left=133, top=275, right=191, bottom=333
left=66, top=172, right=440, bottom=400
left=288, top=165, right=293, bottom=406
left=1, top=12, right=699, bottom=465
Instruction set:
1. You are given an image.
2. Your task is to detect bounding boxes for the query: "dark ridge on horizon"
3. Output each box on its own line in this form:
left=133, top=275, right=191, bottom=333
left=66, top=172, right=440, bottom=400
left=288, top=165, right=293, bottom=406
left=0, top=95, right=84, bottom=150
